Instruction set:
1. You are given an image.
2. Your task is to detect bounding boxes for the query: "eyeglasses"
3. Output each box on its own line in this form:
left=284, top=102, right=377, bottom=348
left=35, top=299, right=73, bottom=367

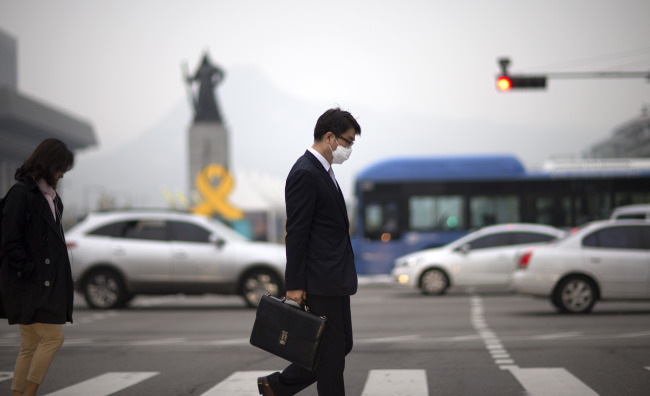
left=337, top=135, right=355, bottom=148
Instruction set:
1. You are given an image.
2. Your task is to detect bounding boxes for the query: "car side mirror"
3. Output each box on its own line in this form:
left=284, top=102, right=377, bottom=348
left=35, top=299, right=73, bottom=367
left=459, top=244, right=471, bottom=254
left=210, top=234, right=226, bottom=249
left=214, top=238, right=226, bottom=249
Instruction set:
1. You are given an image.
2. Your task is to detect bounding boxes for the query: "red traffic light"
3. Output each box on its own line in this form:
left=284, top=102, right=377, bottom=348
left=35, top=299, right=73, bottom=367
left=496, top=75, right=512, bottom=92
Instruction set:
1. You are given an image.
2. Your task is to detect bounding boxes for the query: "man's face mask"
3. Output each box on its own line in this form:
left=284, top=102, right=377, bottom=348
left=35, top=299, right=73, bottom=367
left=329, top=138, right=352, bottom=165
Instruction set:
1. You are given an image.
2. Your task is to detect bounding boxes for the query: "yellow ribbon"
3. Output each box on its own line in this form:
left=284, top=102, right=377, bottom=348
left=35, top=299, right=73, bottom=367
left=191, top=164, right=244, bottom=220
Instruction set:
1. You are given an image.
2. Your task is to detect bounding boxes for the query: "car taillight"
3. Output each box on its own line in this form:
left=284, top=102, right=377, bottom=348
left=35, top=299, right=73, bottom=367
left=66, top=241, right=77, bottom=249
left=518, top=249, right=533, bottom=269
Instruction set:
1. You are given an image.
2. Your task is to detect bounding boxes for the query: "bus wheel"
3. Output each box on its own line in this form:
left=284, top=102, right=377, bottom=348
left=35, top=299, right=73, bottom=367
left=420, top=269, right=449, bottom=295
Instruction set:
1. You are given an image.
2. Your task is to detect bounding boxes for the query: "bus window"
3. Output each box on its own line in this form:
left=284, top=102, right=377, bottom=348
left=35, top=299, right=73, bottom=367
left=364, top=201, right=400, bottom=241
left=574, top=193, right=611, bottom=224
left=614, top=192, right=650, bottom=207
left=535, top=196, right=572, bottom=227
left=409, top=195, right=464, bottom=231
left=470, top=196, right=519, bottom=228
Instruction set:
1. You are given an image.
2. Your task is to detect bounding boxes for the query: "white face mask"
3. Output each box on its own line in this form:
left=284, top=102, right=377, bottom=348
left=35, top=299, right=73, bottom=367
left=329, top=138, right=352, bottom=164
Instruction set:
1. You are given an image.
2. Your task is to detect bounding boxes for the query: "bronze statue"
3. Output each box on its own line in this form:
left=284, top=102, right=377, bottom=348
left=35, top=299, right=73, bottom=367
left=183, top=53, right=225, bottom=122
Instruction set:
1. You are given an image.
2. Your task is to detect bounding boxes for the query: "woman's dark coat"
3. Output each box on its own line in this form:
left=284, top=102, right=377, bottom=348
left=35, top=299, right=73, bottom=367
left=0, top=177, right=74, bottom=325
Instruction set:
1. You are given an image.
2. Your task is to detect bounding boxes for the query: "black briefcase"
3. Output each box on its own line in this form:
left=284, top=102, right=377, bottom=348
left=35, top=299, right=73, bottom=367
left=250, top=294, right=327, bottom=371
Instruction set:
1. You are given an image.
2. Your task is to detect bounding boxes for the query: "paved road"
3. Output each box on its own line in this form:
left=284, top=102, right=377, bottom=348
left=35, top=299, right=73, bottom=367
left=1, top=282, right=650, bottom=395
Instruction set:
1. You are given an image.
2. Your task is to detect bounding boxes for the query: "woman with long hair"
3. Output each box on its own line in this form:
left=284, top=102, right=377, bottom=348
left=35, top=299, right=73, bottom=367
left=0, top=138, right=75, bottom=396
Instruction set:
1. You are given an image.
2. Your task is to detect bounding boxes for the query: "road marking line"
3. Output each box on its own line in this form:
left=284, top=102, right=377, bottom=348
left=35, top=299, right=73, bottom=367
left=613, top=331, right=650, bottom=339
left=530, top=332, right=582, bottom=340
left=471, top=295, right=523, bottom=372
left=357, top=335, right=422, bottom=344
left=646, top=367, right=650, bottom=371
left=72, top=311, right=119, bottom=326
left=201, top=371, right=274, bottom=396
left=129, top=338, right=187, bottom=346
left=0, top=372, right=13, bottom=382
left=361, top=369, right=428, bottom=396
left=205, top=338, right=250, bottom=346
left=508, top=367, right=598, bottom=396
left=44, top=372, right=159, bottom=396
left=495, top=359, right=515, bottom=365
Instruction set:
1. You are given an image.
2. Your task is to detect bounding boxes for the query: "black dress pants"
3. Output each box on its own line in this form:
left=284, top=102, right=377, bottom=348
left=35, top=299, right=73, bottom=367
left=267, top=294, right=353, bottom=396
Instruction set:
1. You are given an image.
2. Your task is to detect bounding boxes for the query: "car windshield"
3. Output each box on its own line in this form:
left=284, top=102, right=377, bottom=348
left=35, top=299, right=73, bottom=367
left=205, top=217, right=249, bottom=242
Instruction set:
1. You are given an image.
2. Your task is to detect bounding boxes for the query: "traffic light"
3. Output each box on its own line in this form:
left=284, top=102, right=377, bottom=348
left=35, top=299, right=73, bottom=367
left=496, top=76, right=512, bottom=92
left=496, top=75, right=547, bottom=92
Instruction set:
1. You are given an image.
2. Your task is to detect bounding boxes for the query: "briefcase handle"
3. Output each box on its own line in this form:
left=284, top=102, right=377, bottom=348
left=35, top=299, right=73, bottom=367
left=281, top=297, right=312, bottom=313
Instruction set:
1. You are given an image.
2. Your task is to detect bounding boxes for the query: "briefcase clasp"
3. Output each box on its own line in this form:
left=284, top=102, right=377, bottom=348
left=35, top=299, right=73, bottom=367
left=279, top=330, right=288, bottom=345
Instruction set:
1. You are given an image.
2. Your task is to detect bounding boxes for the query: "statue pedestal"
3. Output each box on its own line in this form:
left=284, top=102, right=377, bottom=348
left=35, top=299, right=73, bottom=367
left=188, top=121, right=229, bottom=199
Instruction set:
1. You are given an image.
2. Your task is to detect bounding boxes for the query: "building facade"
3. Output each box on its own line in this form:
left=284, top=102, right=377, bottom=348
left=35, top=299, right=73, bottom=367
left=0, top=28, right=96, bottom=194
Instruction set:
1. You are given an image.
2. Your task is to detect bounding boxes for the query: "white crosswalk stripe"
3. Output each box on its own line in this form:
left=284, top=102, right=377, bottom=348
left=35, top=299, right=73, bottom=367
left=361, top=369, right=428, bottom=396
left=200, top=370, right=271, bottom=395
left=0, top=372, right=13, bottom=382
left=508, top=367, right=599, bottom=396
left=44, top=372, right=159, bottom=396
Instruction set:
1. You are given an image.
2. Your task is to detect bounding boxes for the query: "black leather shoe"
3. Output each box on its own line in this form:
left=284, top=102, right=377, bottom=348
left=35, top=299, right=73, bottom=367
left=257, top=376, right=276, bottom=396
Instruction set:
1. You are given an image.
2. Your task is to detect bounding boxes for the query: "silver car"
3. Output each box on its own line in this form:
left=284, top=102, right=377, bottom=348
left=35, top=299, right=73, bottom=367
left=392, top=223, right=565, bottom=295
left=65, top=210, right=286, bottom=309
left=513, top=220, right=650, bottom=313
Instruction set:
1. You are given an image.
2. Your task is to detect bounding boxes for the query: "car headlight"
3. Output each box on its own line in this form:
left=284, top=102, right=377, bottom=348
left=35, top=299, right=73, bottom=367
left=396, top=256, right=424, bottom=268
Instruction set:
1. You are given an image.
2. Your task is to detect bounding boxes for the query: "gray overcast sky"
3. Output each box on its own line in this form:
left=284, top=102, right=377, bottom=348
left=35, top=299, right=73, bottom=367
left=1, top=0, right=649, bottom=208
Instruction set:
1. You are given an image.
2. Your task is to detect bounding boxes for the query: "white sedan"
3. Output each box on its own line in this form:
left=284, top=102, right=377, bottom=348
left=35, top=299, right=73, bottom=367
left=513, top=220, right=650, bottom=313
left=391, top=223, right=565, bottom=295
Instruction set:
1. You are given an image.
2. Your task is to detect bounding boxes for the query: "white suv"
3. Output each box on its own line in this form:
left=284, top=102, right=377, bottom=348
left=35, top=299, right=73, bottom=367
left=66, top=210, right=286, bottom=309
left=513, top=220, right=650, bottom=313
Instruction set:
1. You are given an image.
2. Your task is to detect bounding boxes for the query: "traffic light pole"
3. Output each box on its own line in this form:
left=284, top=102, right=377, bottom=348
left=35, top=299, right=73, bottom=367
left=544, top=71, right=650, bottom=80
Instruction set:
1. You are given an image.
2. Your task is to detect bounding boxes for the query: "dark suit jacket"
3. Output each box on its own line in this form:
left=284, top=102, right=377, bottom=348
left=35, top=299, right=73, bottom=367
left=284, top=151, right=357, bottom=296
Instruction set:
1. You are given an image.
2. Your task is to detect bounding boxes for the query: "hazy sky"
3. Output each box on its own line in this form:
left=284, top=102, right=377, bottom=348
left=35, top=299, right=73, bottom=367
left=1, top=0, right=649, bottom=209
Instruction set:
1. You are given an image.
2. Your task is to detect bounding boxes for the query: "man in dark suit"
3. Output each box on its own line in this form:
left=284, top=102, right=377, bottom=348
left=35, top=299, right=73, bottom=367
left=258, top=108, right=361, bottom=396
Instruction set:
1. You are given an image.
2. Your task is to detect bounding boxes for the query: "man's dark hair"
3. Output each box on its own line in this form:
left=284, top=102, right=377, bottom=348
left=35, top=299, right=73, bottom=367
left=15, top=138, right=75, bottom=187
left=314, top=108, right=361, bottom=141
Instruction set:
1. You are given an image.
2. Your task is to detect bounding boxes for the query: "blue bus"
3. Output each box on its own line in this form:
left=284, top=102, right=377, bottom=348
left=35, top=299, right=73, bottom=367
left=351, top=154, right=650, bottom=275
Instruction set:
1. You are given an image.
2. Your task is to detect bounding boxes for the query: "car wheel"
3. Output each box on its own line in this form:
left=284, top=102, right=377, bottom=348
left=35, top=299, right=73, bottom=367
left=82, top=269, right=129, bottom=309
left=553, top=276, right=597, bottom=314
left=420, top=268, right=449, bottom=295
left=241, top=269, right=282, bottom=308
